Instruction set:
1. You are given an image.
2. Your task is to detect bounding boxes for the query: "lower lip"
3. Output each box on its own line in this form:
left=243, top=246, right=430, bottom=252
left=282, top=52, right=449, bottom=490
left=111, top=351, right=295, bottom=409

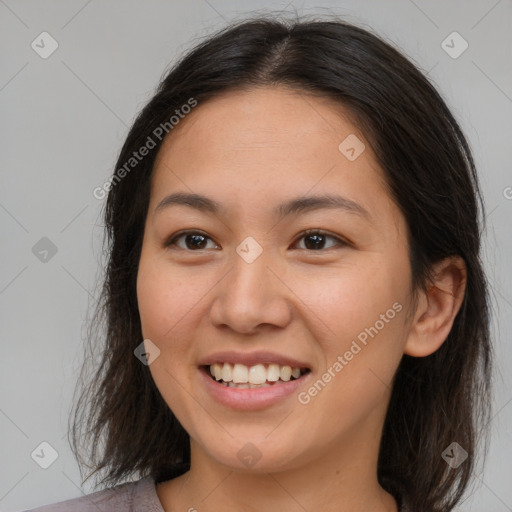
left=199, top=367, right=311, bottom=411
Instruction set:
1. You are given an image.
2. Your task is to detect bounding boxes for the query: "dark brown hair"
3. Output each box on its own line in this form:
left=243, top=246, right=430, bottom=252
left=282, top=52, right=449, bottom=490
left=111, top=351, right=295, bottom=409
left=70, top=14, right=492, bottom=512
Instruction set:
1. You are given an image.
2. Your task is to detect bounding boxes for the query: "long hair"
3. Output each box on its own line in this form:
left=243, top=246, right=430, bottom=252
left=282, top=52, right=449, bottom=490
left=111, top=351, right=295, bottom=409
left=69, top=14, right=492, bottom=511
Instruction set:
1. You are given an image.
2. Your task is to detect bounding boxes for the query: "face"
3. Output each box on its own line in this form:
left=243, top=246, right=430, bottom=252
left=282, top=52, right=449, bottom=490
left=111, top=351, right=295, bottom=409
left=137, top=86, right=415, bottom=473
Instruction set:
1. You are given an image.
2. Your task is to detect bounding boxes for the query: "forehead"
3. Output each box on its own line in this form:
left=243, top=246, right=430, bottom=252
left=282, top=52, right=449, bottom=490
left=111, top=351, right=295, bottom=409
left=149, top=86, right=400, bottom=232
left=155, top=86, right=368, bottom=161
left=153, top=87, right=383, bottom=183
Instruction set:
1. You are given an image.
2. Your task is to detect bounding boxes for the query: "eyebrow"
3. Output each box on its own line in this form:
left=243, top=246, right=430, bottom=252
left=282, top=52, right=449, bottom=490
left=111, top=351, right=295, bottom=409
left=153, top=192, right=371, bottom=221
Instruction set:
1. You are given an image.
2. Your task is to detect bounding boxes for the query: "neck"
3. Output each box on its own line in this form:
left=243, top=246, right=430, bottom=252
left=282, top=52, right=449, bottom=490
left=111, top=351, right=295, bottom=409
left=156, top=420, right=398, bottom=512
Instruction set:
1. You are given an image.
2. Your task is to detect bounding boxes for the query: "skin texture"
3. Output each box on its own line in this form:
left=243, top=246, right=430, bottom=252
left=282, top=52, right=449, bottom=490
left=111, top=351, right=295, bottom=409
left=136, top=86, right=467, bottom=512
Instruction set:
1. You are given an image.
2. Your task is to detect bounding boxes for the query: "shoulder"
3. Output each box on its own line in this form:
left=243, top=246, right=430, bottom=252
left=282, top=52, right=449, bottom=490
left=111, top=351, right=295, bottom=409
left=23, top=476, right=164, bottom=512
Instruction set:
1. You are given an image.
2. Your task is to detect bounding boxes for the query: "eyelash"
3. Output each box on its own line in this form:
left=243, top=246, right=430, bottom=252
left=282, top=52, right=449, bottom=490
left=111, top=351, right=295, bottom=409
left=164, top=229, right=348, bottom=252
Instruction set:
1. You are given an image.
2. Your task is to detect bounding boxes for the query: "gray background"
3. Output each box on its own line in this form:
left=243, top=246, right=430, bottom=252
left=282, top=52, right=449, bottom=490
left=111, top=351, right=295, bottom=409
left=1, top=0, right=511, bottom=510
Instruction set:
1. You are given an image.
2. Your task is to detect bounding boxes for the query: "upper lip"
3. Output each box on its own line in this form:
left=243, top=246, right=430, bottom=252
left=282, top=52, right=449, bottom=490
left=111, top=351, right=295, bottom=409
left=198, top=350, right=311, bottom=370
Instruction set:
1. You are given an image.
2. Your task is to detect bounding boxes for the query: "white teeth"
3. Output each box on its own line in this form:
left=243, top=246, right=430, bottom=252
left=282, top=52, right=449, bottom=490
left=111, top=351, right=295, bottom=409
left=221, top=363, right=233, bottom=382
left=228, top=382, right=249, bottom=389
left=267, top=363, right=280, bottom=381
left=250, top=382, right=271, bottom=388
left=208, top=362, right=307, bottom=385
left=280, top=365, right=292, bottom=382
left=248, top=364, right=267, bottom=384
left=233, top=363, right=249, bottom=383
left=227, top=381, right=272, bottom=389
left=213, top=363, right=222, bottom=380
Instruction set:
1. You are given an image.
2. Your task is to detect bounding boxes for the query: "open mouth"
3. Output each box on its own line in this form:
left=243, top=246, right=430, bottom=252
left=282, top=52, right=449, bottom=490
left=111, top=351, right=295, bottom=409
left=202, top=363, right=311, bottom=389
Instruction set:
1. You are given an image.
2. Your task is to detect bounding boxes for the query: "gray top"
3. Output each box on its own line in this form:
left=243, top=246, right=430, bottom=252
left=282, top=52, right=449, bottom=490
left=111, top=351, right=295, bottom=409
left=23, top=474, right=411, bottom=511
left=23, top=476, right=165, bottom=512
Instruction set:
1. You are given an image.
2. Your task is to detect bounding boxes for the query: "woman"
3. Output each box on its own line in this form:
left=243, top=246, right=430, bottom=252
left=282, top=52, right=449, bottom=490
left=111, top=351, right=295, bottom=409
left=27, top=14, right=492, bottom=512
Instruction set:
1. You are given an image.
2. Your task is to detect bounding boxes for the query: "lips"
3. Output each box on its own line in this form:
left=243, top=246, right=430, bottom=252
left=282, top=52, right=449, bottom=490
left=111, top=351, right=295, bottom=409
left=196, top=349, right=312, bottom=409
left=198, top=364, right=312, bottom=410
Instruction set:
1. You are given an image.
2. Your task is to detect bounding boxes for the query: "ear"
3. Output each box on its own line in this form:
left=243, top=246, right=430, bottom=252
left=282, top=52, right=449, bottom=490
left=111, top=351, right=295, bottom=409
left=404, top=256, right=467, bottom=357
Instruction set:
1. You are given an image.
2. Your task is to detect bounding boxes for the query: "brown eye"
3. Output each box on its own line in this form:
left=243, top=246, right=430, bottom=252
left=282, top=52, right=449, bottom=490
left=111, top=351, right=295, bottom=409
left=165, top=231, right=219, bottom=251
left=293, top=230, right=346, bottom=251
left=164, top=229, right=347, bottom=252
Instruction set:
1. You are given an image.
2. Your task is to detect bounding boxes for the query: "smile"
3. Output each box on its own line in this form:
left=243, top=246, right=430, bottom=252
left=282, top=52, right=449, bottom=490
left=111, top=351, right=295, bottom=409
left=207, top=362, right=309, bottom=388
left=199, top=364, right=312, bottom=410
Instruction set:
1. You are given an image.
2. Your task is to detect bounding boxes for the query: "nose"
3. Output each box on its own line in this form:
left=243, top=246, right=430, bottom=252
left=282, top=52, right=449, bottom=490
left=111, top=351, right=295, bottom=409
left=209, top=249, right=292, bottom=334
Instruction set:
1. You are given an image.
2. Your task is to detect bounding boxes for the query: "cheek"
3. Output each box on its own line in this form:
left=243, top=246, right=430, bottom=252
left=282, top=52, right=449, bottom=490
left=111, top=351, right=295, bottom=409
left=295, top=258, right=406, bottom=342
left=342, top=279, right=407, bottom=367
left=294, top=255, right=410, bottom=405
left=137, top=257, right=202, bottom=341
left=136, top=256, right=217, bottom=387
left=136, top=259, right=205, bottom=423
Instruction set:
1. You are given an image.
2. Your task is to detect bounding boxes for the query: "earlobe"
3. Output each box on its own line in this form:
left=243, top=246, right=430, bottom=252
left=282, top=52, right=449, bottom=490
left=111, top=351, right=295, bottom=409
left=404, top=256, right=467, bottom=357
